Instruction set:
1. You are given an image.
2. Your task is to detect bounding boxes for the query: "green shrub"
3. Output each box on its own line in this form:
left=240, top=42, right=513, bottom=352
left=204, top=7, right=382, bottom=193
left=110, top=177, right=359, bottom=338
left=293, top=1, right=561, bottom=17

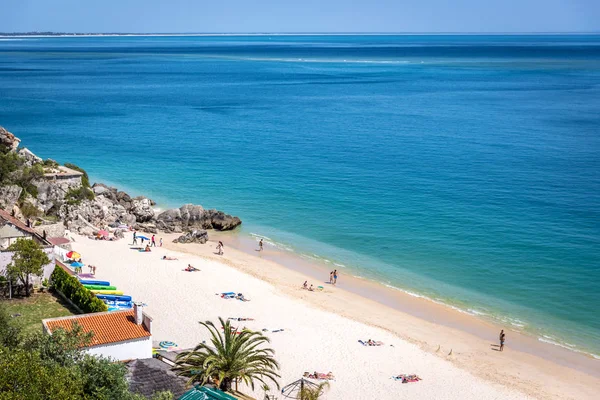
left=65, top=187, right=95, bottom=205
left=43, top=159, right=59, bottom=168
left=50, top=266, right=107, bottom=313
left=63, top=163, right=91, bottom=188
left=20, top=201, right=41, bottom=218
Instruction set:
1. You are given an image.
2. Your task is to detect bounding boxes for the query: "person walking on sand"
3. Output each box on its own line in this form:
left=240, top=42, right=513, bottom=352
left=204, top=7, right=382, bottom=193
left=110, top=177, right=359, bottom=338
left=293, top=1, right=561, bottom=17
left=333, top=269, right=338, bottom=285
left=216, top=241, right=224, bottom=255
left=132, top=231, right=138, bottom=245
left=259, top=239, right=264, bottom=252
left=499, top=330, right=506, bottom=352
left=151, top=235, right=156, bottom=247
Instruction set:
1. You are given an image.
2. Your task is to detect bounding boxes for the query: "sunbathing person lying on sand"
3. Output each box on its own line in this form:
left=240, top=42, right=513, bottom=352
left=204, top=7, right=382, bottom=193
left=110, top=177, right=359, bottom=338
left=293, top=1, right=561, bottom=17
left=184, top=264, right=199, bottom=272
left=393, top=374, right=422, bottom=383
left=304, top=371, right=335, bottom=381
left=162, top=255, right=178, bottom=260
left=359, top=339, right=384, bottom=346
left=235, top=293, right=250, bottom=302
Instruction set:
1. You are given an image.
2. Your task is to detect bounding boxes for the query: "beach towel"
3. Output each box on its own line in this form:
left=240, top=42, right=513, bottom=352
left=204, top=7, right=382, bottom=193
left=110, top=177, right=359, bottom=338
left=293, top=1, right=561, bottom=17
left=393, top=374, right=422, bottom=383
left=220, top=292, right=236, bottom=299
left=303, top=372, right=335, bottom=381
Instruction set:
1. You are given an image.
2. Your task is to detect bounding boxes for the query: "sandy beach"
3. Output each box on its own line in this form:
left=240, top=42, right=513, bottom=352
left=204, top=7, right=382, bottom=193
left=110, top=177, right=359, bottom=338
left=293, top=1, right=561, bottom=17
left=71, top=233, right=599, bottom=400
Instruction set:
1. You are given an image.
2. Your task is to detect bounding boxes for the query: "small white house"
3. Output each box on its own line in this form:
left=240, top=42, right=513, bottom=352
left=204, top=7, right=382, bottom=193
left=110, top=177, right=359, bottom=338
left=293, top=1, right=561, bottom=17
left=42, top=304, right=153, bottom=361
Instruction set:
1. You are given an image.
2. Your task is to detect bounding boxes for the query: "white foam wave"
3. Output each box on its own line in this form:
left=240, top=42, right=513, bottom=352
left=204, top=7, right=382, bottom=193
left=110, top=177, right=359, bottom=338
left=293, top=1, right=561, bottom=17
left=249, top=232, right=272, bottom=241
left=333, top=262, right=346, bottom=268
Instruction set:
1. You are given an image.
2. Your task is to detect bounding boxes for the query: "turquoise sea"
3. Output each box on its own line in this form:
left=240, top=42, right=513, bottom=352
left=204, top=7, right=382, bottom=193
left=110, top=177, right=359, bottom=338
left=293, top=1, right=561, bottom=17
left=0, top=35, right=599, bottom=358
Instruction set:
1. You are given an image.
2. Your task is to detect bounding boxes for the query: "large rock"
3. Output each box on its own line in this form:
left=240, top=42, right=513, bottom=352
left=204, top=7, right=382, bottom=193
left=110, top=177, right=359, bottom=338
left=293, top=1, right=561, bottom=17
left=205, top=209, right=243, bottom=230
left=130, top=196, right=155, bottom=222
left=172, top=230, right=209, bottom=244
left=0, top=126, right=20, bottom=152
left=17, top=148, right=42, bottom=167
left=0, top=185, right=22, bottom=210
left=156, top=204, right=241, bottom=232
left=58, top=196, right=133, bottom=234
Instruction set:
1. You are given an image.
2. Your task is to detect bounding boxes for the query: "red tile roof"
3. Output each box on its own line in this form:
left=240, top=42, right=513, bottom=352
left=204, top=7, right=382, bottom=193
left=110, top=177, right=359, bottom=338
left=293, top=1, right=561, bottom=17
left=47, top=236, right=70, bottom=246
left=0, top=208, right=38, bottom=235
left=43, top=310, right=151, bottom=347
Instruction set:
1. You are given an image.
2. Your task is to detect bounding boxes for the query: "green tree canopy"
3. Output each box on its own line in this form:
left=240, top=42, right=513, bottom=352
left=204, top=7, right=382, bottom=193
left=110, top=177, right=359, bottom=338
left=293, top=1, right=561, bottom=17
left=7, top=238, right=50, bottom=297
left=173, top=317, right=281, bottom=392
left=0, top=305, right=173, bottom=400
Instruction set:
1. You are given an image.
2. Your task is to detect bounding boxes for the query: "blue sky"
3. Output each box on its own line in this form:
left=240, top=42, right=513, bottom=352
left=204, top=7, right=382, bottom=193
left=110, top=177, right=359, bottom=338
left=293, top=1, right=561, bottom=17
left=2, top=0, right=599, bottom=33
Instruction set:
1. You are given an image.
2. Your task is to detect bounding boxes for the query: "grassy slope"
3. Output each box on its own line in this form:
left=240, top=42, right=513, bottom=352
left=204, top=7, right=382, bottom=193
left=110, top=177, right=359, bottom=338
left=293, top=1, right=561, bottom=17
left=0, top=291, right=77, bottom=335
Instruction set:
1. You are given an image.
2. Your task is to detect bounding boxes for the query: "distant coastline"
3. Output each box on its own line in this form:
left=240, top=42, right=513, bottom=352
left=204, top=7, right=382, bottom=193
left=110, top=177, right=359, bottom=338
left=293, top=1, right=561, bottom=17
left=1, top=31, right=599, bottom=38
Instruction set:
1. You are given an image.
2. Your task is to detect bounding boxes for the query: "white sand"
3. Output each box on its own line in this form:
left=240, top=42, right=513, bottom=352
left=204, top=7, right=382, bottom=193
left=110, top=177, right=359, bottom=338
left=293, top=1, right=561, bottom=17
left=72, top=235, right=534, bottom=400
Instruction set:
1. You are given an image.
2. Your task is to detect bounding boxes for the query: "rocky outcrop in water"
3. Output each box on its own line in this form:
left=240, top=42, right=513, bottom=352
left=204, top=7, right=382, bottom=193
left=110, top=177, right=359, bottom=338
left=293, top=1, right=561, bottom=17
left=172, top=229, right=209, bottom=244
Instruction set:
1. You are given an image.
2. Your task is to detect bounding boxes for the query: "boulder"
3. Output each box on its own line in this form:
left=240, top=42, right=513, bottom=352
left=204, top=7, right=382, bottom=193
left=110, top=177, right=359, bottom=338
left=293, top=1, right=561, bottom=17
left=205, top=209, right=243, bottom=231
left=130, top=196, right=155, bottom=222
left=156, top=204, right=241, bottom=232
left=172, top=229, right=209, bottom=244
left=0, top=185, right=22, bottom=210
left=0, top=126, right=20, bottom=152
left=17, top=148, right=42, bottom=167
left=134, top=222, right=158, bottom=234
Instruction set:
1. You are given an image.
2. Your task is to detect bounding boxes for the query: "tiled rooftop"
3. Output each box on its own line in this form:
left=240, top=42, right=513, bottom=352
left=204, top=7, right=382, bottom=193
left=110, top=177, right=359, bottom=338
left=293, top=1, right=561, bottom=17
left=43, top=310, right=151, bottom=347
left=0, top=208, right=38, bottom=236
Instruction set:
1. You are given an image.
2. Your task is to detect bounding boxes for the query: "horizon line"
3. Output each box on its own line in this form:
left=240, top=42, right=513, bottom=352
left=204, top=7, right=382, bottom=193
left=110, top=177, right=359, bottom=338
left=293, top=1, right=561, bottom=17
left=2, top=31, right=600, bottom=36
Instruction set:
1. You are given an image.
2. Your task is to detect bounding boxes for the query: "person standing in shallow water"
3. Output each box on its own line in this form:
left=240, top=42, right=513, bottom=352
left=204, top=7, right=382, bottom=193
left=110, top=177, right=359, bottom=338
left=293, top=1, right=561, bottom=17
left=499, top=330, right=506, bottom=352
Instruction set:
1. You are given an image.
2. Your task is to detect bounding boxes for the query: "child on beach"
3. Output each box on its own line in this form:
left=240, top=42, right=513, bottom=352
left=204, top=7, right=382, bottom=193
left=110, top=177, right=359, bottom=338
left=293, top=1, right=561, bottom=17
left=159, top=238, right=163, bottom=247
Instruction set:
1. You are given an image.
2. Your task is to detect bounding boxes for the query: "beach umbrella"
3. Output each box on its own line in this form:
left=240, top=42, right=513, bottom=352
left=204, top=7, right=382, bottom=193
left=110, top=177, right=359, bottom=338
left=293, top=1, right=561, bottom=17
left=98, top=230, right=109, bottom=237
left=280, top=378, right=320, bottom=398
left=71, top=261, right=84, bottom=267
left=66, top=251, right=81, bottom=259
left=137, top=235, right=150, bottom=240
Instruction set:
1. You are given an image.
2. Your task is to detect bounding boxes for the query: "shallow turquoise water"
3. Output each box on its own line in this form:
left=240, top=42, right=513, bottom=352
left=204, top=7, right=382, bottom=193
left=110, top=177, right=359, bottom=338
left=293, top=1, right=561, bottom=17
left=1, top=35, right=599, bottom=357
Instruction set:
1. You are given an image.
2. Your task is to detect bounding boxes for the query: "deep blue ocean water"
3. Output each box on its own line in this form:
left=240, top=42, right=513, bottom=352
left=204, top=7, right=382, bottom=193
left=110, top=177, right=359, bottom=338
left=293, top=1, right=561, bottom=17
left=1, top=35, right=599, bottom=357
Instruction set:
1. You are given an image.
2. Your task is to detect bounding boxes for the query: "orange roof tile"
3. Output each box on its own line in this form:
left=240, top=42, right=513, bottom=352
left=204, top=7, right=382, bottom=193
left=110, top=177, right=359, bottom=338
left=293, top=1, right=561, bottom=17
left=0, top=208, right=38, bottom=236
left=43, top=310, right=151, bottom=347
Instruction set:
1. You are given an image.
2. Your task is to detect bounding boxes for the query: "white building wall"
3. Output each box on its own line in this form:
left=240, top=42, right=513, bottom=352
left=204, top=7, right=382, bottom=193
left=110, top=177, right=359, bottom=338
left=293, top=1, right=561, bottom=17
left=85, top=337, right=152, bottom=361
left=0, top=246, right=55, bottom=283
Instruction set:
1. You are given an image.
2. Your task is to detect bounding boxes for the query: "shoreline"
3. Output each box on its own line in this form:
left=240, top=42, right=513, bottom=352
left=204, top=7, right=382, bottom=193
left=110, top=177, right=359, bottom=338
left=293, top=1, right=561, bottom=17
left=87, top=230, right=600, bottom=399
left=206, top=228, right=600, bottom=367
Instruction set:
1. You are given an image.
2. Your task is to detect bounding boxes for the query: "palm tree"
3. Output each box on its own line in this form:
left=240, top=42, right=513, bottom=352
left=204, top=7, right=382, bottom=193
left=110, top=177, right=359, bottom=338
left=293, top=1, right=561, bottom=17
left=297, top=381, right=329, bottom=400
left=172, top=317, right=281, bottom=392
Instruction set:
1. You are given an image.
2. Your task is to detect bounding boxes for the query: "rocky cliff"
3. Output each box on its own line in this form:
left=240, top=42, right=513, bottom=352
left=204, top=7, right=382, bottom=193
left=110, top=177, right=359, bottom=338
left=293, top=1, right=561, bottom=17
left=0, top=126, right=242, bottom=238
